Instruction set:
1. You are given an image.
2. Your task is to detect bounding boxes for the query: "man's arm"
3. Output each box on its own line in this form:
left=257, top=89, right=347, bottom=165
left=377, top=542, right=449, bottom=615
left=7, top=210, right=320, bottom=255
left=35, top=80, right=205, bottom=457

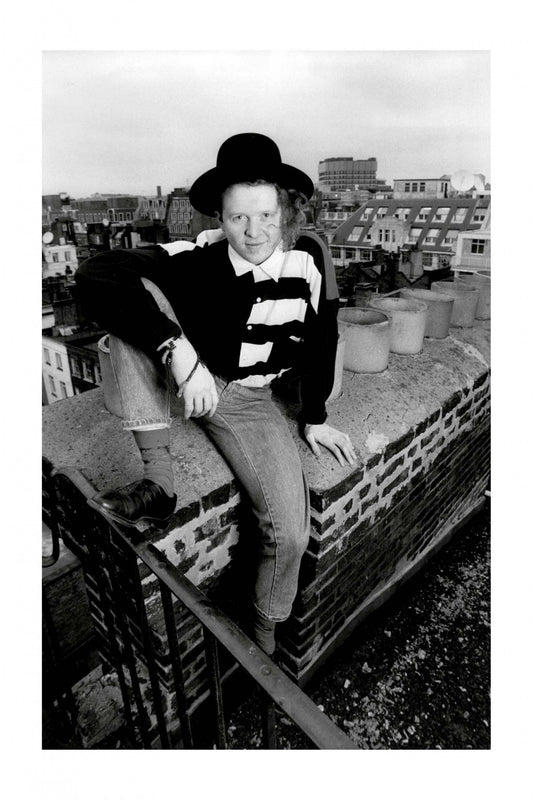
left=76, top=246, right=220, bottom=419
left=295, top=236, right=357, bottom=467
left=295, top=235, right=340, bottom=426
left=75, top=247, right=183, bottom=355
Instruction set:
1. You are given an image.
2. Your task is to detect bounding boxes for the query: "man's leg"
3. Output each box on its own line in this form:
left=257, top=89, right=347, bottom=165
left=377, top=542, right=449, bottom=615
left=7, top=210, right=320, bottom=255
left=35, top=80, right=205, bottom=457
left=88, top=279, right=177, bottom=526
left=200, top=378, right=310, bottom=653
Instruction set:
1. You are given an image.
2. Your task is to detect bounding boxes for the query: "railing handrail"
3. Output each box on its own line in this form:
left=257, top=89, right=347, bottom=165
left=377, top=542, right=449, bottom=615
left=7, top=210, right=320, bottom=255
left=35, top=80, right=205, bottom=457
left=50, top=466, right=358, bottom=750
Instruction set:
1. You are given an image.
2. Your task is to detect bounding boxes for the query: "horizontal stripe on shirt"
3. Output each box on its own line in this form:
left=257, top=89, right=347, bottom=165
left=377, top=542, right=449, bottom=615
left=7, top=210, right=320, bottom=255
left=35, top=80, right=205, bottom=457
left=163, top=234, right=323, bottom=389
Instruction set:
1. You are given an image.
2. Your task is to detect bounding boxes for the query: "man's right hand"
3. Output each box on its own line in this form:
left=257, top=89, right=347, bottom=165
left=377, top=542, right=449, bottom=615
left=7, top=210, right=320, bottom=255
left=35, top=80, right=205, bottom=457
left=168, top=338, right=219, bottom=419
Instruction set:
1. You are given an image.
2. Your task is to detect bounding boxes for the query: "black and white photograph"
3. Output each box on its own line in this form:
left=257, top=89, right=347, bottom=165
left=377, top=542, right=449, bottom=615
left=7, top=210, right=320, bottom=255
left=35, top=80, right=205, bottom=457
left=9, top=4, right=529, bottom=796
left=41, top=47, right=492, bottom=749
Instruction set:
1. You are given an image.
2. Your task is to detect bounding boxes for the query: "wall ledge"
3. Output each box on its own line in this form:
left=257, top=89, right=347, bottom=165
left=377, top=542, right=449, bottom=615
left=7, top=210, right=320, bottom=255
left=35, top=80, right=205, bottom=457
left=43, top=320, right=489, bottom=504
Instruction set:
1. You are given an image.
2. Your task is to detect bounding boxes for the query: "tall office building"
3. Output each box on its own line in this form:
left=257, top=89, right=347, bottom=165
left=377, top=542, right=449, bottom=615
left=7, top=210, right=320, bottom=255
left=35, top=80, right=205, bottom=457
left=318, top=157, right=378, bottom=190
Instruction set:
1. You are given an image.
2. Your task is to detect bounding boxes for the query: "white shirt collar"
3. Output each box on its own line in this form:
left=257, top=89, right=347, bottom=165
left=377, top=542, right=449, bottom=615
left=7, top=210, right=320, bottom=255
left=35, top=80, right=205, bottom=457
left=228, top=242, right=285, bottom=282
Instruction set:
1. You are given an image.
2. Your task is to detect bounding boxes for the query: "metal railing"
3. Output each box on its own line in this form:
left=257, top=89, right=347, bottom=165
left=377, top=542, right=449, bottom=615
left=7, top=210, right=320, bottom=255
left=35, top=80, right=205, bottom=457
left=45, top=465, right=357, bottom=750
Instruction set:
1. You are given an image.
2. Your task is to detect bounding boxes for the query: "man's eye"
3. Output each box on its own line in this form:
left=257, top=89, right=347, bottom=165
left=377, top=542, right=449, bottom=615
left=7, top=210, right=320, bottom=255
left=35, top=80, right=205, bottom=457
left=233, top=215, right=246, bottom=222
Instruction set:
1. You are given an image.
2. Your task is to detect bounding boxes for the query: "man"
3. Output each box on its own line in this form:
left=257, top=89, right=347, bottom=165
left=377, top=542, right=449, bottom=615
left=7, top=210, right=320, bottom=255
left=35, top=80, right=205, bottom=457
left=75, top=133, right=356, bottom=654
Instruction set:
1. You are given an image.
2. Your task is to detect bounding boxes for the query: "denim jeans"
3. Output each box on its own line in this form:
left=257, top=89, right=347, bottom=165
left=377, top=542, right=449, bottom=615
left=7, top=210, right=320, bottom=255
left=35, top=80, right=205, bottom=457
left=108, top=279, right=310, bottom=622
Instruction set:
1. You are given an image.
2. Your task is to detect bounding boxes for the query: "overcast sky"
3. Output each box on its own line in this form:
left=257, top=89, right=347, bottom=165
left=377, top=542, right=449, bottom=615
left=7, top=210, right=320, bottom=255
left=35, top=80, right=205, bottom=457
left=42, top=50, right=490, bottom=198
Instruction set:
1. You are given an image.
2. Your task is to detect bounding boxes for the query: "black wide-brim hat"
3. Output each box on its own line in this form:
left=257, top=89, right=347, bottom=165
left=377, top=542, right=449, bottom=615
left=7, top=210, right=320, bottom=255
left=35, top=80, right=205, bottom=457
left=189, top=133, right=314, bottom=217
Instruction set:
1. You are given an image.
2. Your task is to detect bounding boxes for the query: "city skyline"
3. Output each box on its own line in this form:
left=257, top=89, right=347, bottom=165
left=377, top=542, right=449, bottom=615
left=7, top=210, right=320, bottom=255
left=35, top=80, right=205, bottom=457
left=43, top=51, right=490, bottom=198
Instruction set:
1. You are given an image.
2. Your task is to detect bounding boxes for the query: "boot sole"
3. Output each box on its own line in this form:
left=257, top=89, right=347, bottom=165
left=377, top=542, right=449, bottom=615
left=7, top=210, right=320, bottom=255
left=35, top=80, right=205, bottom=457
left=87, top=497, right=176, bottom=528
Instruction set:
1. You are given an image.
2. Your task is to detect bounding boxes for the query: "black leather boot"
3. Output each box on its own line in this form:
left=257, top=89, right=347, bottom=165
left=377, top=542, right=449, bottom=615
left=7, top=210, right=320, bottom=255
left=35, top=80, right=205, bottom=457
left=87, top=479, right=176, bottom=526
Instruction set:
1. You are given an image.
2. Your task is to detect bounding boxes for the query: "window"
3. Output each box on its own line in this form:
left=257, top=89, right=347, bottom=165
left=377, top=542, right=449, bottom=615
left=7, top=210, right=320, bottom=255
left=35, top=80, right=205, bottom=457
left=422, top=253, right=435, bottom=267
left=361, top=209, right=374, bottom=221
left=404, top=183, right=411, bottom=192
left=359, top=249, right=372, bottom=261
left=344, top=248, right=355, bottom=260
left=394, top=208, right=410, bottom=221
left=93, top=363, right=102, bottom=385
left=70, top=358, right=82, bottom=379
left=444, top=230, right=458, bottom=245
left=419, top=182, right=426, bottom=192
left=44, top=347, right=51, bottom=365
left=408, top=228, right=422, bottom=243
left=348, top=226, right=363, bottom=241
left=376, top=207, right=388, bottom=219
left=330, top=247, right=341, bottom=259
left=412, top=182, right=419, bottom=192
left=473, top=211, right=486, bottom=222
left=415, top=207, right=431, bottom=222
left=470, top=239, right=485, bottom=255
left=64, top=250, right=71, bottom=261
left=52, top=253, right=59, bottom=263
left=434, top=207, right=450, bottom=221
left=451, top=207, right=468, bottom=223
left=82, top=361, right=93, bottom=382
left=60, top=381, right=68, bottom=399
left=379, top=228, right=393, bottom=243
left=49, top=376, right=56, bottom=396
left=424, top=228, right=440, bottom=244
left=55, top=352, right=63, bottom=371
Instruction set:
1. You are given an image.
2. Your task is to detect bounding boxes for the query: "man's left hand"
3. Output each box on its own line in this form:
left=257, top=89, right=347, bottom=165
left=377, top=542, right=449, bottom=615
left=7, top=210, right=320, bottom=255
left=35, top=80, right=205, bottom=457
left=303, top=423, right=357, bottom=467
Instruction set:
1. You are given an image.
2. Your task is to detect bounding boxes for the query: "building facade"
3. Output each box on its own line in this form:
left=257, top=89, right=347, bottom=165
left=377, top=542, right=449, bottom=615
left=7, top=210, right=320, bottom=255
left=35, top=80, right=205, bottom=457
left=42, top=337, right=73, bottom=405
left=164, top=188, right=217, bottom=241
left=42, top=243, right=79, bottom=279
left=66, top=337, right=103, bottom=395
left=393, top=177, right=451, bottom=200
left=318, top=157, right=378, bottom=190
left=330, top=195, right=491, bottom=274
left=164, top=188, right=193, bottom=239
left=70, top=197, right=109, bottom=225
left=105, top=196, right=141, bottom=226
left=453, top=205, right=491, bottom=273
left=138, top=187, right=167, bottom=222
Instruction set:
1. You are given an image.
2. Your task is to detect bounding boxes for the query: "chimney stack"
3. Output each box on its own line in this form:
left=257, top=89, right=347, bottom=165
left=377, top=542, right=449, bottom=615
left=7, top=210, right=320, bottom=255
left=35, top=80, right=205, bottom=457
left=157, top=185, right=162, bottom=198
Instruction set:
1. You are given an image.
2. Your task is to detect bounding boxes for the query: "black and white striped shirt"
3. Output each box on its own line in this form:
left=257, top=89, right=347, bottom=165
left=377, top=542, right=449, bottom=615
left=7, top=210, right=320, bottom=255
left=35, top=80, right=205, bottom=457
left=76, top=232, right=339, bottom=424
left=162, top=231, right=322, bottom=387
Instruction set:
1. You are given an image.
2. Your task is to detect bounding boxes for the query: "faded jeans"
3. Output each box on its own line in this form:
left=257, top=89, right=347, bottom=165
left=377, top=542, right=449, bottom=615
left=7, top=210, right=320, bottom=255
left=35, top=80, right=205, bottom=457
left=108, top=279, right=310, bottom=622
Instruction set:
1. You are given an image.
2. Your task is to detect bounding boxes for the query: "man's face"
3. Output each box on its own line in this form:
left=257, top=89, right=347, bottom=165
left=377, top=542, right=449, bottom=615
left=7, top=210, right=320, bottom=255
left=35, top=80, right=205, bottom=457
left=221, top=183, right=283, bottom=265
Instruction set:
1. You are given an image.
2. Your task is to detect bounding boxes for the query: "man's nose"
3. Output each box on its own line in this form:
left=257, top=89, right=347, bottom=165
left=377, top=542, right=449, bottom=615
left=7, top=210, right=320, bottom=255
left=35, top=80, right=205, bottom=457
left=246, top=217, right=261, bottom=238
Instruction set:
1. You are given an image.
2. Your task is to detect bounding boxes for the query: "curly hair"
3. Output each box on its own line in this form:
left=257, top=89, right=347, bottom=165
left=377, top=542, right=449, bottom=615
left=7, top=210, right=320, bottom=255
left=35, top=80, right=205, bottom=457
left=217, top=180, right=308, bottom=251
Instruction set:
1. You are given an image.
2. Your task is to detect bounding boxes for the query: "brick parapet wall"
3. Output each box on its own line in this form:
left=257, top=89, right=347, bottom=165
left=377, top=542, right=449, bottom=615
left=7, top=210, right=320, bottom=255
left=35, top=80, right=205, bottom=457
left=43, top=321, right=490, bottom=713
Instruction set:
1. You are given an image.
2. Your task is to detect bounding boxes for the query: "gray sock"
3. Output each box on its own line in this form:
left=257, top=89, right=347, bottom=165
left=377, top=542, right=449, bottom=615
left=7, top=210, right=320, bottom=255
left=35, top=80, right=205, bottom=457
left=253, top=616, right=277, bottom=655
left=132, top=428, right=175, bottom=497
